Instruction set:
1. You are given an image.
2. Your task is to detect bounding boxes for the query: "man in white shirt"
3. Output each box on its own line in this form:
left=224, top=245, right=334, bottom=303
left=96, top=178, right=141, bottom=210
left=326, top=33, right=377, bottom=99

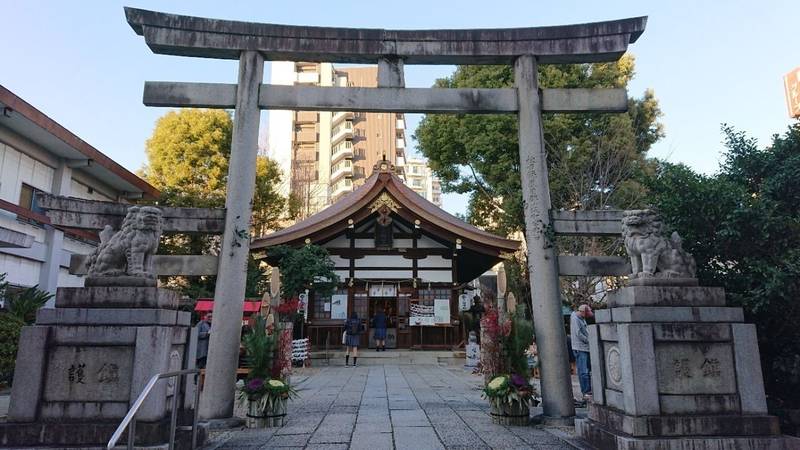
left=570, top=304, right=593, bottom=402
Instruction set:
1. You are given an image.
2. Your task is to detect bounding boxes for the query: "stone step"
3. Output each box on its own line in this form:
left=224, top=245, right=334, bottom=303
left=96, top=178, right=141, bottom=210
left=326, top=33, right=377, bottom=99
left=309, top=350, right=467, bottom=366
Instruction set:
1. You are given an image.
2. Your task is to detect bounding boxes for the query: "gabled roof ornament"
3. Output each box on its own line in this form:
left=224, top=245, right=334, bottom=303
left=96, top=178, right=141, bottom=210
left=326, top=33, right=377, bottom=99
left=373, top=155, right=395, bottom=174
left=369, top=192, right=401, bottom=213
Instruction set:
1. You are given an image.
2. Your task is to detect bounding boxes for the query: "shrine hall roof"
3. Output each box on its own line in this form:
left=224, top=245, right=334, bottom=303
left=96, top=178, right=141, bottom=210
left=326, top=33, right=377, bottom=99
left=250, top=163, right=520, bottom=257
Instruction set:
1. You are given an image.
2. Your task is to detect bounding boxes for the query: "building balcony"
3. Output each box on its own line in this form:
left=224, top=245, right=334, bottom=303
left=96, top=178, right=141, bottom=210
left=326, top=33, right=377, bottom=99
left=331, top=121, right=353, bottom=145
left=396, top=118, right=405, bottom=130
left=330, top=178, right=353, bottom=197
left=295, top=111, right=318, bottom=124
left=332, top=110, right=354, bottom=126
left=296, top=72, right=320, bottom=84
left=396, top=138, right=405, bottom=149
left=331, top=143, right=354, bottom=164
left=330, top=162, right=353, bottom=183
left=295, top=129, right=317, bottom=144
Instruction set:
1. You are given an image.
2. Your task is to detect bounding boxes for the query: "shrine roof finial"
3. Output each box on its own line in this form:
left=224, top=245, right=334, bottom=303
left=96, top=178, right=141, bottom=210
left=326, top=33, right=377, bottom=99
left=373, top=159, right=395, bottom=175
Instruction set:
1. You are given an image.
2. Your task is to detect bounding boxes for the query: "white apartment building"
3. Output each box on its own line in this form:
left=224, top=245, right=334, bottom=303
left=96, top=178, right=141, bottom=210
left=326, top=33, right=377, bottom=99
left=404, top=158, right=443, bottom=207
left=0, top=86, right=158, bottom=306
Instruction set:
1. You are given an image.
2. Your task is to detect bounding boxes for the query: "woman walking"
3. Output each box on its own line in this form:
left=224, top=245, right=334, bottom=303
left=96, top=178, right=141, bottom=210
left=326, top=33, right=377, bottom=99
left=345, top=312, right=363, bottom=366
left=372, top=308, right=387, bottom=351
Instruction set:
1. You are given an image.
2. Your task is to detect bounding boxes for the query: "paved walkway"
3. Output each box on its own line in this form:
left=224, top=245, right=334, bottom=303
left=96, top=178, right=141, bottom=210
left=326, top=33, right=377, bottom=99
left=207, top=365, right=576, bottom=449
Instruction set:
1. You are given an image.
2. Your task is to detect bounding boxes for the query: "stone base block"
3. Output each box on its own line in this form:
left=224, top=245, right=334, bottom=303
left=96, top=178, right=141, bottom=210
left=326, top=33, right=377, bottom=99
left=627, top=277, right=699, bottom=287
left=609, top=286, right=726, bottom=308
left=595, top=306, right=743, bottom=324
left=85, top=275, right=157, bottom=287
left=576, top=418, right=793, bottom=450
left=588, top=404, right=780, bottom=437
left=56, top=286, right=179, bottom=309
left=36, top=308, right=190, bottom=326
left=0, top=419, right=206, bottom=449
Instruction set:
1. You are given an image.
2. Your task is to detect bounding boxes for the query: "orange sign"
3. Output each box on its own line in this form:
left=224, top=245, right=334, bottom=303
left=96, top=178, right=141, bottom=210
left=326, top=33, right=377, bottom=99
left=785, top=67, right=800, bottom=118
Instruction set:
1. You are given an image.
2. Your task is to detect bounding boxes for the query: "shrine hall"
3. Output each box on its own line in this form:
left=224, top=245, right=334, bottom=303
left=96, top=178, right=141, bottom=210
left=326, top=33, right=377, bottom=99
left=251, top=161, right=520, bottom=349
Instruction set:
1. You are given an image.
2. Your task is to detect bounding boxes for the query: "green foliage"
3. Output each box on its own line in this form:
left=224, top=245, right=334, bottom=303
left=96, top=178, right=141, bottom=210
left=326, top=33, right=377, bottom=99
left=0, top=277, right=53, bottom=386
left=139, top=109, right=285, bottom=299
left=0, top=314, right=24, bottom=385
left=414, top=55, right=662, bottom=236
left=268, top=245, right=339, bottom=300
left=645, top=123, right=800, bottom=407
left=7, top=284, right=52, bottom=324
left=504, top=304, right=534, bottom=377
left=241, top=315, right=275, bottom=380
left=414, top=56, right=663, bottom=307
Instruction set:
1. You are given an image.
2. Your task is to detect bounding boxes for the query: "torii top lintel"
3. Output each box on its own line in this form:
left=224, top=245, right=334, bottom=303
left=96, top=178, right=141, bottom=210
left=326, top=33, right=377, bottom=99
left=124, top=7, right=646, bottom=65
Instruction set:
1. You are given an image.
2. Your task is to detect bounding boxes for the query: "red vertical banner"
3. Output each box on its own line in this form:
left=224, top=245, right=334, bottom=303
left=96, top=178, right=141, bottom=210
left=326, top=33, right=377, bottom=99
left=784, top=67, right=800, bottom=119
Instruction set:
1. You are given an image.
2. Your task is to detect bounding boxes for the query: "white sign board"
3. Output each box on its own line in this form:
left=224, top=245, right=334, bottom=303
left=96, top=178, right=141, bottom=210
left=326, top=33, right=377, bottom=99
left=458, top=294, right=471, bottom=311
left=330, top=294, right=348, bottom=320
left=410, top=316, right=435, bottom=326
left=434, top=298, right=450, bottom=324
left=369, top=284, right=397, bottom=297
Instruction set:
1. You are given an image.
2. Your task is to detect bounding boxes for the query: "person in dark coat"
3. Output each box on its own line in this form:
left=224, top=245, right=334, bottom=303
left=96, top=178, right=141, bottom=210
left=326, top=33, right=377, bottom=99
left=345, top=312, right=363, bottom=366
left=372, top=309, right=388, bottom=351
left=196, top=313, right=212, bottom=368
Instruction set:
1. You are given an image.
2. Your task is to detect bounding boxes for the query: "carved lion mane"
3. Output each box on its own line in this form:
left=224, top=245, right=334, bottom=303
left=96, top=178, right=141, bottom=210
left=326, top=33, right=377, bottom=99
left=87, top=206, right=163, bottom=280
left=622, top=209, right=696, bottom=279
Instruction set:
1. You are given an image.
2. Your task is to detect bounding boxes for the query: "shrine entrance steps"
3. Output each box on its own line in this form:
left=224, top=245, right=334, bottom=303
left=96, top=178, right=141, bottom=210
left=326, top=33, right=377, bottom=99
left=309, top=349, right=465, bottom=366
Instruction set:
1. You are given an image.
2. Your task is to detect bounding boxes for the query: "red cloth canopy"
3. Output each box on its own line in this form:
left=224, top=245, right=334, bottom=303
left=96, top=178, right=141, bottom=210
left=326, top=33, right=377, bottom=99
left=195, top=298, right=262, bottom=313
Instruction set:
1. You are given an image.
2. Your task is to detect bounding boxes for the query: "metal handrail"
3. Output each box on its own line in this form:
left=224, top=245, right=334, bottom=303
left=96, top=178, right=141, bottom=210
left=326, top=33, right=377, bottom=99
left=107, top=368, right=201, bottom=450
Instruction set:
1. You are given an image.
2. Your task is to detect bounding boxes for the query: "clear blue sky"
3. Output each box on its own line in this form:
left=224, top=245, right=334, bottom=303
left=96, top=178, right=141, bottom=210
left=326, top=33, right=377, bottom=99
left=3, top=0, right=797, bottom=215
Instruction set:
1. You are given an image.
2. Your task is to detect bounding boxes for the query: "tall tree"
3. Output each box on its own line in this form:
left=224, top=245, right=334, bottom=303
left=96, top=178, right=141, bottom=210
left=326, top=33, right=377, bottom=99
left=646, top=124, right=800, bottom=408
left=414, top=56, right=663, bottom=305
left=140, top=109, right=285, bottom=298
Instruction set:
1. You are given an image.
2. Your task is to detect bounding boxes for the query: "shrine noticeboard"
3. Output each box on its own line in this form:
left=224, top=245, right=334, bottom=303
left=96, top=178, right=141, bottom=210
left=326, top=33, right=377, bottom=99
left=331, top=294, right=348, bottom=320
left=434, top=298, right=450, bottom=324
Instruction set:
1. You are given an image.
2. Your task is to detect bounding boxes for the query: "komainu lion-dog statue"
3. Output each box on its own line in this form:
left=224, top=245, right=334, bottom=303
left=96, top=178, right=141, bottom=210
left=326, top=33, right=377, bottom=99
left=621, top=209, right=696, bottom=280
left=86, top=205, right=163, bottom=286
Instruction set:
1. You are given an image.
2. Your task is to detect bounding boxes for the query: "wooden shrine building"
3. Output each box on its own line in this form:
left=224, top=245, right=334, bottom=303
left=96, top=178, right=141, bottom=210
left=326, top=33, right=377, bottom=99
left=251, top=161, right=519, bottom=349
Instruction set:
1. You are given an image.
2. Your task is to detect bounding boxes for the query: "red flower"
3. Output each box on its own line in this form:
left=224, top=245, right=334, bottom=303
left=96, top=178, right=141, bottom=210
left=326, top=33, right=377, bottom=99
left=276, top=298, right=301, bottom=315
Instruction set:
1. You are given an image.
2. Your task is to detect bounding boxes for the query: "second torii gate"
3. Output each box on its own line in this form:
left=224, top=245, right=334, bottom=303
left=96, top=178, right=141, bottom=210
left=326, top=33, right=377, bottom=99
left=125, top=7, right=647, bottom=424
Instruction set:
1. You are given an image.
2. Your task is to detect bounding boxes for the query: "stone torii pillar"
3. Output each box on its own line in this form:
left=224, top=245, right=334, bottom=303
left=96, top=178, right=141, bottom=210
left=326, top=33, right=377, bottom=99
left=515, top=55, right=575, bottom=423
left=199, top=51, right=264, bottom=420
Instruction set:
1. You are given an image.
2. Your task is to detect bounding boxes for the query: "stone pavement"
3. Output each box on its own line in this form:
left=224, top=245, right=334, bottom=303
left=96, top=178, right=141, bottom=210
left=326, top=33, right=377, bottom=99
left=206, top=365, right=577, bottom=449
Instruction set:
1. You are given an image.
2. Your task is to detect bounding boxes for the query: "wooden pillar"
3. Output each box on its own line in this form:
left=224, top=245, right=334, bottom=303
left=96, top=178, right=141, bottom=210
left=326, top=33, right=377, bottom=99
left=514, top=55, right=575, bottom=423
left=199, top=50, right=264, bottom=420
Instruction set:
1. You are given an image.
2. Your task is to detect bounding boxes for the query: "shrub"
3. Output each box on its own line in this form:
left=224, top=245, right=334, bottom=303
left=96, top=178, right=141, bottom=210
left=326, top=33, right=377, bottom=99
left=0, top=314, right=24, bottom=386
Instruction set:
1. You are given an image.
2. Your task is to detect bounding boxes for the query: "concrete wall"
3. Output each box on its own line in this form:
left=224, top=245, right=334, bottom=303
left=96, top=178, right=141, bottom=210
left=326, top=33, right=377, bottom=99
left=0, top=126, right=119, bottom=290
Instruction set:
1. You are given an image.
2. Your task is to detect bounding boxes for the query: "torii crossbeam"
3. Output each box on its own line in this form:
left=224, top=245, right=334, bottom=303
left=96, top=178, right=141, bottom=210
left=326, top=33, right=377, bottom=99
left=125, top=7, right=646, bottom=424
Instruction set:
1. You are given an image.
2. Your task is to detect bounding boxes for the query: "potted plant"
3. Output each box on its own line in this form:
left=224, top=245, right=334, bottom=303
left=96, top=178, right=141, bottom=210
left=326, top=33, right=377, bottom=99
left=237, top=315, right=298, bottom=427
left=480, top=304, right=539, bottom=425
left=483, top=373, right=536, bottom=425
left=238, top=376, right=298, bottom=427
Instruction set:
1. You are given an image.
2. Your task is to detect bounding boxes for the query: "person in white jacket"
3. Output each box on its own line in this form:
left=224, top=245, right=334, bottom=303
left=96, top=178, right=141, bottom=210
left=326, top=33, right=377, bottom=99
left=570, top=304, right=593, bottom=401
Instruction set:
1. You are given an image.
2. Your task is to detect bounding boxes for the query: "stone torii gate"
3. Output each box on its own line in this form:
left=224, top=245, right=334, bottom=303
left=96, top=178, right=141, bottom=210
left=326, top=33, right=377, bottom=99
left=125, top=7, right=647, bottom=423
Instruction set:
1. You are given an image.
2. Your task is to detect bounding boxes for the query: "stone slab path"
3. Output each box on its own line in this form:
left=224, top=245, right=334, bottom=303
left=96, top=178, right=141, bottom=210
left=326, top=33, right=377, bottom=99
left=206, top=365, right=576, bottom=449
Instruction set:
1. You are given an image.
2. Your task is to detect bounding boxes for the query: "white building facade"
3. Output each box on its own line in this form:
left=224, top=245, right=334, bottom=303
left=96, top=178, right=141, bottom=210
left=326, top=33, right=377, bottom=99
left=404, top=158, right=443, bottom=207
left=0, top=86, right=158, bottom=306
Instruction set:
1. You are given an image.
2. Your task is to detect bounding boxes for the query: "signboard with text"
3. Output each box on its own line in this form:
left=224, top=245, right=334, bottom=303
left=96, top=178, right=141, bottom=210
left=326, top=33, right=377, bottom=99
left=434, top=298, right=451, bottom=324
left=330, top=294, right=348, bottom=320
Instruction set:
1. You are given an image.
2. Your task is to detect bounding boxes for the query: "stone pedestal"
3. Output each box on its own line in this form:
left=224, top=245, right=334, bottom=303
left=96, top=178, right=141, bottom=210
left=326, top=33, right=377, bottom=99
left=576, top=284, right=792, bottom=449
left=1, top=286, right=194, bottom=448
